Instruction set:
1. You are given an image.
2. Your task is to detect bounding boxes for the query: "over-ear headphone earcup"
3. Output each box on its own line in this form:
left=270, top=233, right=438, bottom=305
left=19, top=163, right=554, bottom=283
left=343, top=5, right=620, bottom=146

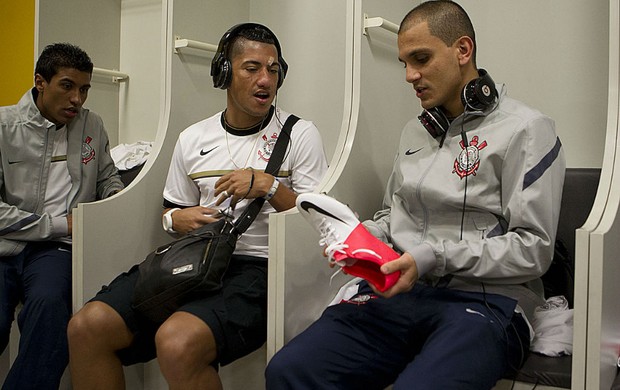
left=419, top=107, right=450, bottom=138
left=211, top=58, right=231, bottom=90
left=277, top=57, right=288, bottom=89
left=218, top=60, right=232, bottom=90
left=210, top=45, right=228, bottom=89
left=461, top=69, right=497, bottom=112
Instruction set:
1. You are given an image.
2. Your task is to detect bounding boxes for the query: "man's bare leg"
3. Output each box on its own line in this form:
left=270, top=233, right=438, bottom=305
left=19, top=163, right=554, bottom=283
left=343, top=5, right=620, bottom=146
left=156, top=311, right=222, bottom=390
left=68, top=301, right=134, bottom=390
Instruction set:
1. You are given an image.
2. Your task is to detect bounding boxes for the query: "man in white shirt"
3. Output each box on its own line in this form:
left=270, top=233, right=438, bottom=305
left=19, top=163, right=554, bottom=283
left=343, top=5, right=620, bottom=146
left=68, top=23, right=328, bottom=390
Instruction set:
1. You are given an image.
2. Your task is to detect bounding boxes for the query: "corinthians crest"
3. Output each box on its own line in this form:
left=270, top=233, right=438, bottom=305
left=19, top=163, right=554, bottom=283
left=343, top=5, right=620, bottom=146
left=81, top=136, right=95, bottom=164
left=258, top=132, right=279, bottom=161
left=453, top=135, right=487, bottom=179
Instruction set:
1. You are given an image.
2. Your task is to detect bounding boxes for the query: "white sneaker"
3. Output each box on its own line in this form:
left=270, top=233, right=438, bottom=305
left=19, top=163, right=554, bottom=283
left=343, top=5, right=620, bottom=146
left=296, top=193, right=400, bottom=291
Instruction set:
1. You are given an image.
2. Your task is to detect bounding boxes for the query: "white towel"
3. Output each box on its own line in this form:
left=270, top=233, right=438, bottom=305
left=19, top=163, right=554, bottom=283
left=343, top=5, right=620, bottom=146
left=530, top=296, right=573, bottom=356
left=111, top=141, right=153, bottom=170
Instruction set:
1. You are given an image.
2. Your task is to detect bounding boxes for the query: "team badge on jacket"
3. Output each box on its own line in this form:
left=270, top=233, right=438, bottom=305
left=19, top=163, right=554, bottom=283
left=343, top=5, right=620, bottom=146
left=453, top=135, right=487, bottom=179
left=82, top=136, right=95, bottom=164
left=258, top=132, right=278, bottom=162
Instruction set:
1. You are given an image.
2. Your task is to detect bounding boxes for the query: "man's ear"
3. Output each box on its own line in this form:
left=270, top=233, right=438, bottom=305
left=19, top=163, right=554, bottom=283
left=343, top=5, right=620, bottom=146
left=455, top=36, right=474, bottom=65
left=34, top=73, right=46, bottom=92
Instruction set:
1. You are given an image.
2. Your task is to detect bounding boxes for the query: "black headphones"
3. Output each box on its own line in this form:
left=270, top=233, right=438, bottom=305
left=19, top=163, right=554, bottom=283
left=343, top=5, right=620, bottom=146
left=211, top=23, right=288, bottom=90
left=461, top=69, right=497, bottom=112
left=418, top=69, right=497, bottom=140
left=419, top=107, right=450, bottom=139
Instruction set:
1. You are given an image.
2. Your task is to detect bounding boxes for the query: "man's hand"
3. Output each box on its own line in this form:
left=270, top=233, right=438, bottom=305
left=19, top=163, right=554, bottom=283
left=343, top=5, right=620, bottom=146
left=214, top=168, right=279, bottom=205
left=372, top=252, right=418, bottom=298
left=165, top=206, right=221, bottom=235
left=215, top=168, right=257, bottom=206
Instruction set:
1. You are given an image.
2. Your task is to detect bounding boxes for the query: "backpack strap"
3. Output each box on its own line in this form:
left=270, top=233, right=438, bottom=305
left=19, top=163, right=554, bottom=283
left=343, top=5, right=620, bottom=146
left=233, top=114, right=300, bottom=234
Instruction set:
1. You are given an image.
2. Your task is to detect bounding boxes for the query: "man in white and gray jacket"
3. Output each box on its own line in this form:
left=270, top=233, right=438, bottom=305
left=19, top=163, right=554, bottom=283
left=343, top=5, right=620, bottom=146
left=0, top=43, right=123, bottom=390
left=266, top=1, right=566, bottom=389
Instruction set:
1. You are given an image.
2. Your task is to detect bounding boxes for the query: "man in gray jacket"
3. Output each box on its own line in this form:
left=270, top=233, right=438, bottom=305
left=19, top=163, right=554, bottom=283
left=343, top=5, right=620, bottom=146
left=0, top=43, right=123, bottom=390
left=266, top=1, right=566, bottom=389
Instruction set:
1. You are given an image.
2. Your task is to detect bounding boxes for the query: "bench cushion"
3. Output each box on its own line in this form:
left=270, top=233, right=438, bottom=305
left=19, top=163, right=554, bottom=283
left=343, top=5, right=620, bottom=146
left=119, top=163, right=144, bottom=186
left=509, top=353, right=572, bottom=388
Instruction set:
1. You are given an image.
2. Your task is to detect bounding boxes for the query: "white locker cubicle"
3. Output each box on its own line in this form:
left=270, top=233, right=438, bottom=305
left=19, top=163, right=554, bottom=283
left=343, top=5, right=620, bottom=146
left=578, top=2, right=620, bottom=389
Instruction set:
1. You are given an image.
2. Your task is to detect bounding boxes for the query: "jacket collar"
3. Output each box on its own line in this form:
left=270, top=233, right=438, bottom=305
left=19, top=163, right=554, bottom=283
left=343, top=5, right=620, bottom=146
left=19, top=88, right=59, bottom=130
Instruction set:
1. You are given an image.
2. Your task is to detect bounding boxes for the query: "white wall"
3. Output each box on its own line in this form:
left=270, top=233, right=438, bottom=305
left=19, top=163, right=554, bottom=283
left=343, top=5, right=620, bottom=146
left=168, top=0, right=248, bottom=131
left=38, top=0, right=165, bottom=147
left=251, top=0, right=348, bottom=162
left=37, top=0, right=123, bottom=146
left=119, top=0, right=164, bottom=144
left=461, top=0, right=608, bottom=169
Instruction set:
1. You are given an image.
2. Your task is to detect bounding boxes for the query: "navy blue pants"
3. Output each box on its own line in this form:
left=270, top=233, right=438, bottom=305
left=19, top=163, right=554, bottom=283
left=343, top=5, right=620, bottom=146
left=0, top=242, right=72, bottom=390
left=266, top=282, right=530, bottom=390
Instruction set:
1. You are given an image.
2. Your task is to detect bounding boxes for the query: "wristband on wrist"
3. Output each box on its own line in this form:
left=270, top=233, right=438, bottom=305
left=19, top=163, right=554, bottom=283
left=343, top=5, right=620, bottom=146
left=162, top=208, right=180, bottom=233
left=264, top=177, right=280, bottom=201
left=241, top=167, right=255, bottom=200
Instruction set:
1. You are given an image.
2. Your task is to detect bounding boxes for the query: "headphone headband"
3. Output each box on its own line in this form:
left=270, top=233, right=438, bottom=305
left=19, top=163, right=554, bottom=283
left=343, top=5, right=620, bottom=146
left=211, top=23, right=288, bottom=90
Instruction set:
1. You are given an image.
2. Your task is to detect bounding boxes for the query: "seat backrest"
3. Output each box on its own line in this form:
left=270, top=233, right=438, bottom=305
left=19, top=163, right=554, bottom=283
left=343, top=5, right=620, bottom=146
left=119, top=163, right=145, bottom=187
left=542, top=167, right=601, bottom=307
left=556, top=168, right=601, bottom=257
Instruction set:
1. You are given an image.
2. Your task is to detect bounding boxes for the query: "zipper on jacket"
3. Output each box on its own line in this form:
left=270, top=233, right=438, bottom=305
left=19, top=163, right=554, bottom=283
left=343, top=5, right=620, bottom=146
left=35, top=126, right=55, bottom=213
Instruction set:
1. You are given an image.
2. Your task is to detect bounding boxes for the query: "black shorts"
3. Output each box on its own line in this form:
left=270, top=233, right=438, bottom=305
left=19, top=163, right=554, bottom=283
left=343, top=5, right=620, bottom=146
left=91, top=255, right=268, bottom=366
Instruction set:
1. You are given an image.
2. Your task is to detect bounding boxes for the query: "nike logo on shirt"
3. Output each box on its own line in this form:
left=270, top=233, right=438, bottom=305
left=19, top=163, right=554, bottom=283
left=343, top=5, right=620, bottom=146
left=200, top=146, right=219, bottom=156
left=405, top=147, right=424, bottom=155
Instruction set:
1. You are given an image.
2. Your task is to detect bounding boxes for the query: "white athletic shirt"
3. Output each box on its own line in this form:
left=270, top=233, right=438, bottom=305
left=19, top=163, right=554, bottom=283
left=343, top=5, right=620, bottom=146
left=43, top=126, right=71, bottom=218
left=43, top=126, right=72, bottom=244
left=163, top=107, right=328, bottom=258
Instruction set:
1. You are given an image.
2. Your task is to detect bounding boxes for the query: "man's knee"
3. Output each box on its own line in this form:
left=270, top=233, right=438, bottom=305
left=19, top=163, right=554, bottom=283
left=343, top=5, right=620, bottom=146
left=155, top=312, right=216, bottom=368
left=68, top=301, right=130, bottom=349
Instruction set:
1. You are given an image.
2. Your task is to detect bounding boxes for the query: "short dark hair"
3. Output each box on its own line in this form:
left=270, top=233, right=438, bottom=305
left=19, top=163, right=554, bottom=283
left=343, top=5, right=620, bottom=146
left=229, top=25, right=278, bottom=60
left=35, top=43, right=94, bottom=82
left=400, top=1, right=477, bottom=64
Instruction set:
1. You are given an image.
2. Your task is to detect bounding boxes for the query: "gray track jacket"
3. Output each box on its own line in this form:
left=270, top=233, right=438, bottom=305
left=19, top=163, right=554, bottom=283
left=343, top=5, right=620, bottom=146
left=365, top=85, right=566, bottom=319
left=0, top=89, right=124, bottom=257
